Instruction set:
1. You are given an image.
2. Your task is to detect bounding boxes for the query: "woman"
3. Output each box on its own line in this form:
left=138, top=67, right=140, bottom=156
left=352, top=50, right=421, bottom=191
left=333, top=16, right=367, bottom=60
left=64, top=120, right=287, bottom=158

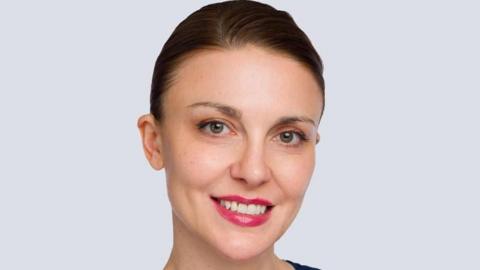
left=137, top=1, right=325, bottom=269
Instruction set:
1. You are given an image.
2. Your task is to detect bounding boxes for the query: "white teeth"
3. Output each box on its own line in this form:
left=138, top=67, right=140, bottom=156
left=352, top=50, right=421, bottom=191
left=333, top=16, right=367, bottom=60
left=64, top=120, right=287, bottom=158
left=247, top=204, right=257, bottom=215
left=219, top=200, right=269, bottom=215
left=231, top=201, right=238, bottom=211
left=238, top=203, right=247, bottom=213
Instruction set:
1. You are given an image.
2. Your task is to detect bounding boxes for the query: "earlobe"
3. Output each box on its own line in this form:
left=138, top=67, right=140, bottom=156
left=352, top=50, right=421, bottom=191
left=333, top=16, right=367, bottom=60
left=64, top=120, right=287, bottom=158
left=137, top=114, right=164, bottom=170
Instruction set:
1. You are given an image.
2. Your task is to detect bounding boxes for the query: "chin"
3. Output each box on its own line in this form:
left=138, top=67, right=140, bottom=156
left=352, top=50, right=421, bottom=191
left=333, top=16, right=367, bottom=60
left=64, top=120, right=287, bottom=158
left=213, top=234, right=273, bottom=261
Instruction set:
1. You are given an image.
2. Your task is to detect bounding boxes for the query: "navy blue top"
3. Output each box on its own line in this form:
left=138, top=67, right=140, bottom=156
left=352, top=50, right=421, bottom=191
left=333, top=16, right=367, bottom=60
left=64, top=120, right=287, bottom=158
left=285, top=260, right=320, bottom=270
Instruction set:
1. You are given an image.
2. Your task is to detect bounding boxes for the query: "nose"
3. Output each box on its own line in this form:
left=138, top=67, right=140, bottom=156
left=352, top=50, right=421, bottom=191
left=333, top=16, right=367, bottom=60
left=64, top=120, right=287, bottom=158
left=229, top=141, right=272, bottom=187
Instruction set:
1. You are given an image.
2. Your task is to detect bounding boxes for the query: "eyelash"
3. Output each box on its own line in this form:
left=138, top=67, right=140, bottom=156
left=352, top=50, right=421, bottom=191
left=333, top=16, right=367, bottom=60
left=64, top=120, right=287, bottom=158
left=196, top=120, right=309, bottom=147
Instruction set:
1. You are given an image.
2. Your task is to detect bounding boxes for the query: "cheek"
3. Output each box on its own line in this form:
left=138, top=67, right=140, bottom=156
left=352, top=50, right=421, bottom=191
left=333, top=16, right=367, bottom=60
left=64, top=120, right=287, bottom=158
left=163, top=136, right=235, bottom=188
left=271, top=149, right=316, bottom=198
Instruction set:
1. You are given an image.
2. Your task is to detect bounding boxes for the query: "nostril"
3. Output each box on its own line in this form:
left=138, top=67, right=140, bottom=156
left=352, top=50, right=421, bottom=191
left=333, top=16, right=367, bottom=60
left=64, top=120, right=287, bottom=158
left=229, top=164, right=272, bottom=186
left=228, top=146, right=273, bottom=185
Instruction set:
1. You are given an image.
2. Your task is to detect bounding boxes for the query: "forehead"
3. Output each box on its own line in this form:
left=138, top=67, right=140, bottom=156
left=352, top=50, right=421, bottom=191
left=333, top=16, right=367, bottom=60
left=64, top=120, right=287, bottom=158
left=164, top=45, right=323, bottom=123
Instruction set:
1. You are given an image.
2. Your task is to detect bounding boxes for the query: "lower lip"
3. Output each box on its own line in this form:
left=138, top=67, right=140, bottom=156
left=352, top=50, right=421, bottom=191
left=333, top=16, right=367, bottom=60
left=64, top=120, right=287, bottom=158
left=211, top=198, right=272, bottom=227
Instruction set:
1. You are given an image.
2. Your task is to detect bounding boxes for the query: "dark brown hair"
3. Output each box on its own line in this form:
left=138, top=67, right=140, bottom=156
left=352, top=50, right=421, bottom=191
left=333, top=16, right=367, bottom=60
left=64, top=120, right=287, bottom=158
left=150, top=0, right=325, bottom=122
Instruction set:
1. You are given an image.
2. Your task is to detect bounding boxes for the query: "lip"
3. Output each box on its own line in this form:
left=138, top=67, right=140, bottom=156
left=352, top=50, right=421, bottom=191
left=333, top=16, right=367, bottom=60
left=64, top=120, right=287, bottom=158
left=211, top=195, right=273, bottom=227
left=215, top=195, right=273, bottom=206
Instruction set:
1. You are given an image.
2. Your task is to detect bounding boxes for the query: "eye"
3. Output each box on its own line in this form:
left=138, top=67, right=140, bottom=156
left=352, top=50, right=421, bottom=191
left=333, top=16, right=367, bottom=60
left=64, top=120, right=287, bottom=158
left=197, top=120, right=232, bottom=136
left=277, top=130, right=308, bottom=147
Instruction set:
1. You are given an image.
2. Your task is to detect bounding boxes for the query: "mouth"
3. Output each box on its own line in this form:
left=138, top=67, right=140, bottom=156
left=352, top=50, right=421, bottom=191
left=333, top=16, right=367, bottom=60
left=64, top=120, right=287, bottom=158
left=210, top=195, right=274, bottom=227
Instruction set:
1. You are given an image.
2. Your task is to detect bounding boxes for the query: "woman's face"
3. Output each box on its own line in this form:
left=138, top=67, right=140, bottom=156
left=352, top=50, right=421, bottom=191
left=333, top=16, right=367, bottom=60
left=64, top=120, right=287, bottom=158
left=147, top=45, right=323, bottom=260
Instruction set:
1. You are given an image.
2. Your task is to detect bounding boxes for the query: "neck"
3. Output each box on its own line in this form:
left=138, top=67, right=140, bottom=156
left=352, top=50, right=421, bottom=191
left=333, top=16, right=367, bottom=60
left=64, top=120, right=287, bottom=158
left=164, top=212, right=289, bottom=270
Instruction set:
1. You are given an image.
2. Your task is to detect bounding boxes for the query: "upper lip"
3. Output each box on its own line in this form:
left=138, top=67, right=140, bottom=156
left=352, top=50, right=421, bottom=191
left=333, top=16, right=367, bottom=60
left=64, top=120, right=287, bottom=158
left=213, top=195, right=273, bottom=206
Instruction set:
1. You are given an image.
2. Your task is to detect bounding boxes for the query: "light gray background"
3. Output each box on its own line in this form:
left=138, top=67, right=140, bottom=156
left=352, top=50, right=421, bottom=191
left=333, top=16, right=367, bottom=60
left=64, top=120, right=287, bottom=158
left=1, top=1, right=479, bottom=269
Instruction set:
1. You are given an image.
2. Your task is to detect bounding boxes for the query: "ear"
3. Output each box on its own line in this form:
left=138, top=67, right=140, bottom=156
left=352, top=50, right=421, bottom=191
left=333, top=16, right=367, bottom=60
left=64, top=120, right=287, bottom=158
left=137, top=114, right=164, bottom=170
left=315, top=132, right=321, bottom=144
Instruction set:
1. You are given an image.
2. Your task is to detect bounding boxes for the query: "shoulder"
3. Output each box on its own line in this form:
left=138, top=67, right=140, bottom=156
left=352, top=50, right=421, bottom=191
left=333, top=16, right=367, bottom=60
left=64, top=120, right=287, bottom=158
left=285, top=260, right=321, bottom=270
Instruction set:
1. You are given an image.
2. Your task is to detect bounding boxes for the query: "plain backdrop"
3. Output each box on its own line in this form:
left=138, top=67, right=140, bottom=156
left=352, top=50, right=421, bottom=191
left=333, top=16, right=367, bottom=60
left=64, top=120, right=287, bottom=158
left=1, top=1, right=479, bottom=269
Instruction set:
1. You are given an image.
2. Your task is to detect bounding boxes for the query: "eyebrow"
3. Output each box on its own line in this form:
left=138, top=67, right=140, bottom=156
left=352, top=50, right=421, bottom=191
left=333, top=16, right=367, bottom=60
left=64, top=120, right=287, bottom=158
left=187, top=101, right=316, bottom=127
left=274, top=116, right=316, bottom=127
left=187, top=101, right=242, bottom=120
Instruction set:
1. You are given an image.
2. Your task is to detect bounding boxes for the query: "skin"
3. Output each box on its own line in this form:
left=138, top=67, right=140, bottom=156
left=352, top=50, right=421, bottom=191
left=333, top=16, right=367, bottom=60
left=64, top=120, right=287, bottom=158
left=138, top=44, right=323, bottom=270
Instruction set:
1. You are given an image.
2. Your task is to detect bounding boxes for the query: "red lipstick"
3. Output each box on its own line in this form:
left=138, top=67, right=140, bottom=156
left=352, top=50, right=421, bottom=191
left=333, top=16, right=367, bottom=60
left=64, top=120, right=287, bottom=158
left=216, top=195, right=273, bottom=206
left=211, top=195, right=273, bottom=227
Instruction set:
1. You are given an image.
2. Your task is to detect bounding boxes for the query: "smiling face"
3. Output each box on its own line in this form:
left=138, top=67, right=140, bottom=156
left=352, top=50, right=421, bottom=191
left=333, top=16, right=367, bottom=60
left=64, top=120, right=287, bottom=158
left=140, top=45, right=323, bottom=261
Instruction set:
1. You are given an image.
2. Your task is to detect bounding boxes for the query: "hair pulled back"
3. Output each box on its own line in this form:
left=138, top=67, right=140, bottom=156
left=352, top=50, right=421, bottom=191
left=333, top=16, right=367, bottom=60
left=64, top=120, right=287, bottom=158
left=150, top=0, right=325, bottom=122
